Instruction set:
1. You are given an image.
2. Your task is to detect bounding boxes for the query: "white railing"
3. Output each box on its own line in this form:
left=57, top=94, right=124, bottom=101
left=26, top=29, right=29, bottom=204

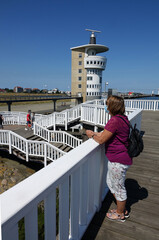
left=124, top=99, right=159, bottom=111
left=0, top=111, right=43, bottom=125
left=35, top=104, right=82, bottom=130
left=1, top=139, right=108, bottom=240
left=0, top=130, right=65, bottom=167
left=0, top=101, right=144, bottom=240
left=34, top=122, right=82, bottom=148
left=81, top=104, right=137, bottom=130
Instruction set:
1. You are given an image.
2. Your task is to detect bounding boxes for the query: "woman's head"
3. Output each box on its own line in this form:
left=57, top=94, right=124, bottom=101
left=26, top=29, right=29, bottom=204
left=106, top=95, right=125, bottom=116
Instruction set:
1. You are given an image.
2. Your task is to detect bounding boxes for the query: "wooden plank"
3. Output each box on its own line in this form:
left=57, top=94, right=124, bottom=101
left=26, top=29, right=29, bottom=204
left=82, top=111, right=159, bottom=240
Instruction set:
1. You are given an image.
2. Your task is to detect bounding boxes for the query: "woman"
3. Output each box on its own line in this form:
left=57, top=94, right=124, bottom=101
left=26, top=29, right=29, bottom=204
left=86, top=95, right=132, bottom=222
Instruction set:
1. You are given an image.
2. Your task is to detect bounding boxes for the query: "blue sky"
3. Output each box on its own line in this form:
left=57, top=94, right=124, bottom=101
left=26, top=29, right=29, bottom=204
left=0, top=0, right=159, bottom=93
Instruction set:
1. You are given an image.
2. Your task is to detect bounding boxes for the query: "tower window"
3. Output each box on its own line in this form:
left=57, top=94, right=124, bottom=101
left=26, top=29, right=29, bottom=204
left=78, top=69, right=82, bottom=73
left=79, top=61, right=82, bottom=65
left=78, top=77, right=82, bottom=81
left=78, top=84, right=81, bottom=88
left=87, top=76, right=93, bottom=81
left=79, top=53, right=82, bottom=58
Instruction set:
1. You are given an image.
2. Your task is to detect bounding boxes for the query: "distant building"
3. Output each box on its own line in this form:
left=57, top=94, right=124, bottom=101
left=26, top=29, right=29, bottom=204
left=32, top=88, right=40, bottom=93
left=71, top=30, right=109, bottom=102
left=48, top=88, right=59, bottom=94
left=14, top=86, right=23, bottom=93
left=41, top=89, right=48, bottom=93
left=108, top=88, right=118, bottom=96
left=23, top=88, right=32, bottom=93
left=0, top=88, right=6, bottom=93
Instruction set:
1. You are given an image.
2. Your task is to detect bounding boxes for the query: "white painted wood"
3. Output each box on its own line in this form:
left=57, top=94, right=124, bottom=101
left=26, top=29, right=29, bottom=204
left=59, top=177, right=69, bottom=240
left=70, top=169, right=80, bottom=239
left=87, top=154, right=96, bottom=214
left=26, top=141, right=29, bottom=162
left=44, top=143, right=47, bottom=167
left=25, top=206, right=38, bottom=240
left=8, top=131, right=12, bottom=154
left=2, top=223, right=19, bottom=240
left=1, top=99, right=146, bottom=240
left=79, top=161, right=88, bottom=226
left=44, top=189, right=56, bottom=240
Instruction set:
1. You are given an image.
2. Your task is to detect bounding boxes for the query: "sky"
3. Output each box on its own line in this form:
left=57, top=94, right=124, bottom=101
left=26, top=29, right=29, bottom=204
left=0, top=0, right=159, bottom=93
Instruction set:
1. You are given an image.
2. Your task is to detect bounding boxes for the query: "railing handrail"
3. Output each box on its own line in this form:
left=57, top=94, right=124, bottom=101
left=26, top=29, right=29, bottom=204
left=0, top=101, right=143, bottom=240
left=34, top=122, right=82, bottom=148
left=1, top=139, right=108, bottom=240
left=0, top=130, right=65, bottom=165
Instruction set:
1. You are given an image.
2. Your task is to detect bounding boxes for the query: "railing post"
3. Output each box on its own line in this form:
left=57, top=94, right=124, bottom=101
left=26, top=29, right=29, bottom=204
left=9, top=131, right=12, bottom=154
left=18, top=112, right=20, bottom=125
left=94, top=106, right=98, bottom=132
left=44, top=143, right=47, bottom=167
left=33, top=123, right=36, bottom=135
left=53, top=113, right=56, bottom=130
left=63, top=132, right=65, bottom=144
left=26, top=141, right=29, bottom=162
left=81, top=105, right=83, bottom=121
left=65, top=112, right=68, bottom=130
left=70, top=169, right=80, bottom=239
left=59, top=177, right=69, bottom=240
left=154, top=100, right=156, bottom=111
left=48, top=130, right=50, bottom=142
left=79, top=160, right=88, bottom=225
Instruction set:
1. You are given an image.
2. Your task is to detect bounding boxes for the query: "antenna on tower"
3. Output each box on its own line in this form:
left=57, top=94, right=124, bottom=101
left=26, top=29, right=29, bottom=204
left=85, top=29, right=101, bottom=44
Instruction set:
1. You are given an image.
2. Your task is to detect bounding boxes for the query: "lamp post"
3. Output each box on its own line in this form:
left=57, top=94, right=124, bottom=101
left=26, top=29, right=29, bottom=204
left=105, top=82, right=108, bottom=96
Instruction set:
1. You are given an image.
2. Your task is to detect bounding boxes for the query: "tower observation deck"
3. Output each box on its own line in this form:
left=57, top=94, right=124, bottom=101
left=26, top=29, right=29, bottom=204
left=71, top=30, right=109, bottom=101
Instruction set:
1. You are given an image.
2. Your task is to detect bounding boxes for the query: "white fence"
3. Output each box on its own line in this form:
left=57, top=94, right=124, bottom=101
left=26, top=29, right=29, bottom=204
left=1, top=99, right=158, bottom=132
left=0, top=130, right=65, bottom=167
left=34, top=122, right=82, bottom=148
left=1, top=107, right=143, bottom=240
left=81, top=104, right=138, bottom=130
left=36, top=104, right=82, bottom=130
left=124, top=99, right=159, bottom=111
left=0, top=111, right=43, bottom=125
left=1, top=140, right=108, bottom=240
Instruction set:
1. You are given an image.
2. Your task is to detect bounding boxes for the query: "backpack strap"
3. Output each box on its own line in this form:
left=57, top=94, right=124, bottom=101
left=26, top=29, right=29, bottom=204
left=116, top=115, right=132, bottom=128
left=115, top=115, right=131, bottom=148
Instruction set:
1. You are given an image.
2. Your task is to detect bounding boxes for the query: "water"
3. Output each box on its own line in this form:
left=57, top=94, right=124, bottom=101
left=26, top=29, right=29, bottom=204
left=139, top=96, right=159, bottom=100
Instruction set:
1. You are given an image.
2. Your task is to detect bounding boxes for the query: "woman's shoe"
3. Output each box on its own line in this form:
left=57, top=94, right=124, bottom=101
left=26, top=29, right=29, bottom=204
left=106, top=212, right=126, bottom=222
left=110, top=209, right=130, bottom=218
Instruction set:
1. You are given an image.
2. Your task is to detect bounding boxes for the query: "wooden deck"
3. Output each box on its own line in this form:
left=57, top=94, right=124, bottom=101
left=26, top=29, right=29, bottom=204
left=82, top=111, right=159, bottom=240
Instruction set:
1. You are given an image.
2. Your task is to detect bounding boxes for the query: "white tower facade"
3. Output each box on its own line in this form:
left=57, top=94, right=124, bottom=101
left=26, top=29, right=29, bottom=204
left=71, top=30, right=109, bottom=101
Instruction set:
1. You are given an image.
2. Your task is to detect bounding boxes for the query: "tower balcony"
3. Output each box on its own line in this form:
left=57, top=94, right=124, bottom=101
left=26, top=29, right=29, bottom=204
left=84, top=56, right=107, bottom=70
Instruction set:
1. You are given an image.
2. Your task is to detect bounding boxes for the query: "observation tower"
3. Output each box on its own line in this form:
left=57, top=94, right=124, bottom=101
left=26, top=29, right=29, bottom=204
left=71, top=29, right=109, bottom=101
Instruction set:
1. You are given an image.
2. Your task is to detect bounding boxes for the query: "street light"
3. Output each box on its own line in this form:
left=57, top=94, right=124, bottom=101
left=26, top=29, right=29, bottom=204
left=105, top=82, right=109, bottom=96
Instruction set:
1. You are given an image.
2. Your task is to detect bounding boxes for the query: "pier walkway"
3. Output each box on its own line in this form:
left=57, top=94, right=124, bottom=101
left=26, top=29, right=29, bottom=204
left=82, top=111, right=159, bottom=240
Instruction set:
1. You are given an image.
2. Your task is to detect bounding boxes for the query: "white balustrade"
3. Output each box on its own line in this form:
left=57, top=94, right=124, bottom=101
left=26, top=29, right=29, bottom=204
left=34, top=123, right=82, bottom=148
left=124, top=99, right=159, bottom=111
left=81, top=104, right=137, bottom=129
left=0, top=99, right=144, bottom=240
left=1, top=111, right=43, bottom=126
left=0, top=130, right=65, bottom=166
left=1, top=139, right=108, bottom=240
